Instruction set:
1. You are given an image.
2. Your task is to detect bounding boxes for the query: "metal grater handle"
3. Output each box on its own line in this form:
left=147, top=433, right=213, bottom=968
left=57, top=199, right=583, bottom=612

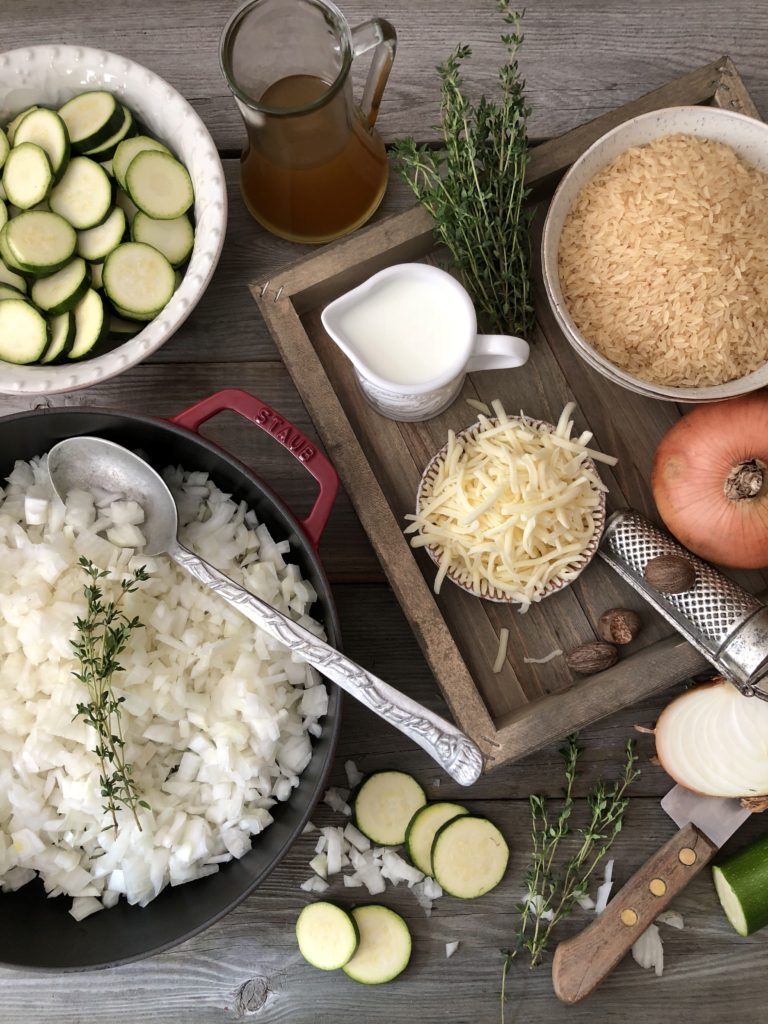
left=599, top=510, right=768, bottom=700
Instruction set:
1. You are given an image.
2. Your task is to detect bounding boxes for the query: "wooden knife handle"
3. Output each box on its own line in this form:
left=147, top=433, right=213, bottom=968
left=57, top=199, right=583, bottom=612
left=552, top=822, right=718, bottom=1004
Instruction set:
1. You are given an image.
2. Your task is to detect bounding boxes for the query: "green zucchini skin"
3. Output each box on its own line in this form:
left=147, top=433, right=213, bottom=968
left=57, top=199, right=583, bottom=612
left=352, top=771, right=427, bottom=847
left=342, top=905, right=412, bottom=985
left=405, top=802, right=468, bottom=876
left=713, top=834, right=768, bottom=937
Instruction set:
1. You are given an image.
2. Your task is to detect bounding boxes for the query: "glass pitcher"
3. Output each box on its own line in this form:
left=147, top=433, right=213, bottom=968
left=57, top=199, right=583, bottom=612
left=220, top=0, right=396, bottom=244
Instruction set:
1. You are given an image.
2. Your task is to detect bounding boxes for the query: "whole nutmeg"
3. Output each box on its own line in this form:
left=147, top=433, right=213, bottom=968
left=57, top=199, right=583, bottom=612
left=565, top=641, right=619, bottom=675
left=598, top=607, right=642, bottom=645
left=644, top=553, right=696, bottom=594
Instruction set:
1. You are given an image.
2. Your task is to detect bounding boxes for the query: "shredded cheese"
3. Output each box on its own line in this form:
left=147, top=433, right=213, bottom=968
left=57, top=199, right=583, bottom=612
left=406, top=402, right=615, bottom=610
left=493, top=628, right=510, bottom=673
left=523, top=648, right=563, bottom=664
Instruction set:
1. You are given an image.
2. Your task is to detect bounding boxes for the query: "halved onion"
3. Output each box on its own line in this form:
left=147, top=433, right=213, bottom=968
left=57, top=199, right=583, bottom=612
left=655, top=679, right=768, bottom=798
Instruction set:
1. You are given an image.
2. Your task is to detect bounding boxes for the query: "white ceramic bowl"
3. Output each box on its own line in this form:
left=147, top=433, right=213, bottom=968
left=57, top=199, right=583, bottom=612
left=542, top=105, right=768, bottom=403
left=0, top=45, right=227, bottom=396
left=415, top=416, right=606, bottom=604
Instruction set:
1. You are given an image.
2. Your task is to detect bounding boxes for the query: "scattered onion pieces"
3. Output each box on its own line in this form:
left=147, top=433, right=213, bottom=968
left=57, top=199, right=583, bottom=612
left=654, top=679, right=768, bottom=798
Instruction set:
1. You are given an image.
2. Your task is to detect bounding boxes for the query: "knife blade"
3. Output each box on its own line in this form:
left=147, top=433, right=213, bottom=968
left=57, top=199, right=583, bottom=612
left=551, top=785, right=751, bottom=1004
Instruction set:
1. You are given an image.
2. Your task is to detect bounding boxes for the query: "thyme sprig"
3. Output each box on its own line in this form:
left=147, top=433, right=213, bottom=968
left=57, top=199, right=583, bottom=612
left=501, top=736, right=639, bottom=1019
left=391, top=2, right=534, bottom=337
left=71, top=556, right=150, bottom=831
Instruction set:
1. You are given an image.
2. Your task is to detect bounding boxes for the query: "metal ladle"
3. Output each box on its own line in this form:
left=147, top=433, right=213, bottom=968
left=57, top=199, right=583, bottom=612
left=47, top=436, right=483, bottom=786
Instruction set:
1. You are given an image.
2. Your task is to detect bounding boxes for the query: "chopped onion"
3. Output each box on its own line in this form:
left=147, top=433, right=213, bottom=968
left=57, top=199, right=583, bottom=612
left=656, top=910, right=684, bottom=930
left=594, top=859, right=614, bottom=915
left=344, top=760, right=363, bottom=788
left=631, top=923, right=664, bottom=976
left=323, top=787, right=351, bottom=815
left=445, top=941, right=460, bottom=959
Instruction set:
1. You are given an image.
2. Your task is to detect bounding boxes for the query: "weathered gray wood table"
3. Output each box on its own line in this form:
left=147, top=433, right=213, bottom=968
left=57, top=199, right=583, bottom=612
left=1, top=2, right=767, bottom=1021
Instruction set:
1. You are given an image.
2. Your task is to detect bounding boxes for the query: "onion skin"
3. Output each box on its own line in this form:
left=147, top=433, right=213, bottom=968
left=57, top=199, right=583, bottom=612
left=652, top=393, right=768, bottom=569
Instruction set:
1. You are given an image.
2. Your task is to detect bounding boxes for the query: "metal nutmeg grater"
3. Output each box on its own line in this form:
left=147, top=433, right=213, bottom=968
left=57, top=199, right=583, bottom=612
left=599, top=509, right=768, bottom=701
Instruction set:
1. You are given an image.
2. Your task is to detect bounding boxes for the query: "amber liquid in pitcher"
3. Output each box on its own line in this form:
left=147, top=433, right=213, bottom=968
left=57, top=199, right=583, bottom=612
left=240, top=74, right=389, bottom=244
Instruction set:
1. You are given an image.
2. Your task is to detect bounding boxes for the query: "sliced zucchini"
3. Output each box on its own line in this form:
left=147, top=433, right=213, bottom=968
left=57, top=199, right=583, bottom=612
left=713, top=834, right=768, bottom=937
left=108, top=314, right=141, bottom=338
left=115, top=187, right=139, bottom=226
left=49, top=157, right=113, bottom=230
left=102, top=241, right=174, bottom=320
left=2, top=143, right=53, bottom=210
left=90, top=262, right=104, bottom=289
left=83, top=106, right=135, bottom=162
left=113, top=134, right=170, bottom=190
left=131, top=211, right=193, bottom=267
left=0, top=181, right=5, bottom=201
left=342, top=906, right=411, bottom=985
left=2, top=212, right=76, bottom=276
left=40, top=311, right=75, bottom=364
left=0, top=200, right=6, bottom=232
left=296, top=902, right=359, bottom=971
left=0, top=299, right=49, bottom=363
left=0, top=129, right=8, bottom=171
left=100, top=159, right=114, bottom=177
left=0, top=229, right=25, bottom=272
left=0, top=283, right=23, bottom=301
left=13, top=109, right=71, bottom=183
left=0, top=259, right=27, bottom=294
left=6, top=106, right=37, bottom=145
left=77, top=206, right=125, bottom=262
left=126, top=150, right=193, bottom=219
left=353, top=772, right=427, bottom=847
left=31, top=257, right=89, bottom=314
left=68, top=288, right=106, bottom=359
left=405, top=803, right=469, bottom=876
left=431, top=815, right=509, bottom=900
left=58, top=91, right=124, bottom=153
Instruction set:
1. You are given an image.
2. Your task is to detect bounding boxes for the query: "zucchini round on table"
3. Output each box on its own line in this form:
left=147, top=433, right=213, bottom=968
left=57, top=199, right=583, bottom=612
left=353, top=771, right=427, bottom=846
left=58, top=91, right=124, bottom=153
left=296, top=902, right=359, bottom=971
left=77, top=206, right=126, bottom=262
left=31, top=257, right=89, bottom=314
left=113, top=134, right=170, bottom=190
left=342, top=906, right=412, bottom=985
left=102, top=241, right=175, bottom=320
left=0, top=299, right=49, bottom=363
left=126, top=149, right=193, bottom=219
left=405, top=802, right=469, bottom=876
left=68, top=288, right=107, bottom=359
left=2, top=143, right=53, bottom=210
left=40, top=311, right=75, bottom=364
left=713, top=834, right=768, bottom=937
left=2, top=211, right=76, bottom=275
left=131, top=211, right=193, bottom=267
left=49, top=157, right=113, bottom=230
left=13, top=109, right=70, bottom=183
left=431, top=815, right=509, bottom=899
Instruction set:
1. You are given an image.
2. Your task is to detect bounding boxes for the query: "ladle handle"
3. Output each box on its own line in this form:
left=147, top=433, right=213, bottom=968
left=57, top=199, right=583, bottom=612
left=170, top=389, right=338, bottom=549
left=170, top=541, right=483, bottom=787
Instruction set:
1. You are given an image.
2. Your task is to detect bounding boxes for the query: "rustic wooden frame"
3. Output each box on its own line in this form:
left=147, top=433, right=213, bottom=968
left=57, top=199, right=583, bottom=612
left=252, top=57, right=760, bottom=769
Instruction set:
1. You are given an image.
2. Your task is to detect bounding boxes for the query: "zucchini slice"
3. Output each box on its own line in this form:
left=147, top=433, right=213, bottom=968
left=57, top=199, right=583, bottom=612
left=2, top=143, right=53, bottom=210
left=713, top=834, right=768, bottom=937
left=113, top=134, right=170, bottom=190
left=296, top=902, right=359, bottom=971
left=342, top=906, right=412, bottom=985
left=115, top=187, right=139, bottom=226
left=13, top=109, right=71, bottom=183
left=0, top=129, right=8, bottom=171
left=83, top=106, right=135, bottom=163
left=102, top=241, right=175, bottom=320
left=2, top=212, right=76, bottom=276
left=0, top=200, right=6, bottom=232
left=0, top=283, right=23, bottom=301
left=77, top=206, right=126, bottom=262
left=353, top=771, right=427, bottom=847
left=90, top=262, right=104, bottom=289
left=108, top=314, right=142, bottom=338
left=131, top=210, right=193, bottom=267
left=40, top=311, right=76, bottom=364
left=49, top=157, right=113, bottom=230
left=126, top=150, right=193, bottom=220
left=0, top=259, right=27, bottom=294
left=31, top=257, right=89, bottom=314
left=405, top=802, right=469, bottom=876
left=5, top=106, right=37, bottom=145
left=58, top=91, right=124, bottom=153
left=431, top=815, right=509, bottom=899
left=68, top=288, right=106, bottom=359
left=0, top=298, right=49, bottom=363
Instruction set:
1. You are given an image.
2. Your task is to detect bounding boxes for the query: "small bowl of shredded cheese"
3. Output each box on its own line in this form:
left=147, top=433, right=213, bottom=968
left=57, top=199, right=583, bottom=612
left=405, top=400, right=616, bottom=610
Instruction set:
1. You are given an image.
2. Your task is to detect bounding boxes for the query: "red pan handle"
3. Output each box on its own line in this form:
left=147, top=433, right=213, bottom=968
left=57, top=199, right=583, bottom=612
left=169, top=388, right=338, bottom=549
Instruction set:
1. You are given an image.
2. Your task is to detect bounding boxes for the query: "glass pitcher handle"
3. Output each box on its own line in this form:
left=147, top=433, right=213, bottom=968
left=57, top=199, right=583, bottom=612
left=350, top=18, right=397, bottom=128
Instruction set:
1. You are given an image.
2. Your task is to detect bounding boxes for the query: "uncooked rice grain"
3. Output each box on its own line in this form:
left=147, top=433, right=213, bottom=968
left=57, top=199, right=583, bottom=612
left=558, top=133, right=768, bottom=387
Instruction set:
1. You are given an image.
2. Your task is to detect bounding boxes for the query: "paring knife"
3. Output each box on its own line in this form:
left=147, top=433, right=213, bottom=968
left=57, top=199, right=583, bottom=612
left=551, top=785, right=751, bottom=1003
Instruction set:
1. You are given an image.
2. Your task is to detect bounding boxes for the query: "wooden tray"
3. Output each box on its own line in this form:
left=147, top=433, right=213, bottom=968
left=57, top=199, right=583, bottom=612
left=253, top=57, right=768, bottom=770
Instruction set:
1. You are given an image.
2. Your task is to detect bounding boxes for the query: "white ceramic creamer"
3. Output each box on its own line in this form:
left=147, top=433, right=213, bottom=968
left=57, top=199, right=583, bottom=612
left=321, top=264, right=530, bottom=421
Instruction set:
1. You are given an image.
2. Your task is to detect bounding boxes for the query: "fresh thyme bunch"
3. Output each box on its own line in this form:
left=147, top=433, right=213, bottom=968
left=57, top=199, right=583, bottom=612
left=392, top=1, right=534, bottom=337
left=501, top=735, right=639, bottom=1017
left=71, top=556, right=150, bottom=831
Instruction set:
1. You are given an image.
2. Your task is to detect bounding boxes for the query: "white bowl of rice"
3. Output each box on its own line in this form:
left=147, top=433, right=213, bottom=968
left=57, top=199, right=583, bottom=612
left=542, top=105, right=768, bottom=402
